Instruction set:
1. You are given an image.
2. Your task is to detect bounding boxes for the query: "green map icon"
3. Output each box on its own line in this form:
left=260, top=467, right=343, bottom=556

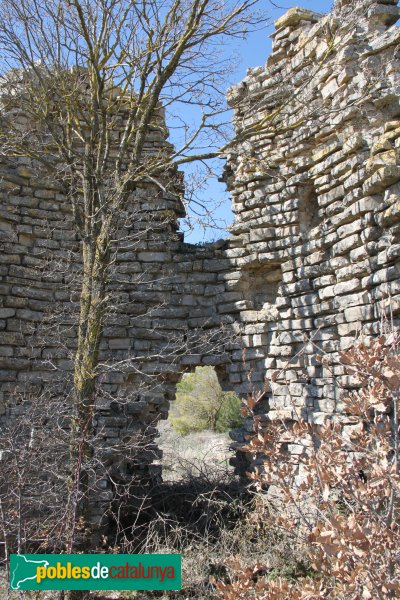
left=10, top=555, right=49, bottom=590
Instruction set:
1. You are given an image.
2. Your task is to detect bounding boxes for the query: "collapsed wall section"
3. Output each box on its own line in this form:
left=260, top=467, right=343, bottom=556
left=223, top=0, right=400, bottom=462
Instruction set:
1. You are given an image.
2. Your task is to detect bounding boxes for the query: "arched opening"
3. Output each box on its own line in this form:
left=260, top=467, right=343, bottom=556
left=157, top=365, right=242, bottom=482
left=109, top=366, right=256, bottom=588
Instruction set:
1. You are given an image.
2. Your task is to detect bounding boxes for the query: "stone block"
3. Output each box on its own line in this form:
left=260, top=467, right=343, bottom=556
left=376, top=195, right=400, bottom=227
left=363, top=166, right=400, bottom=194
left=108, top=338, right=131, bottom=350
left=331, top=234, right=360, bottom=256
left=344, top=305, right=374, bottom=323
left=0, top=308, right=16, bottom=318
left=333, top=278, right=361, bottom=295
left=367, top=4, right=400, bottom=27
left=321, top=78, right=339, bottom=100
left=137, top=251, right=170, bottom=262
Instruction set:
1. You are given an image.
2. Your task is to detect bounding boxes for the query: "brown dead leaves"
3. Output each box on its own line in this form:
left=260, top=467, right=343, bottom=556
left=215, top=334, right=400, bottom=599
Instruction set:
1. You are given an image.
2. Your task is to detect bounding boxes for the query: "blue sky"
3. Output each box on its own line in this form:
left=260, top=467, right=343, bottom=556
left=180, top=0, right=333, bottom=243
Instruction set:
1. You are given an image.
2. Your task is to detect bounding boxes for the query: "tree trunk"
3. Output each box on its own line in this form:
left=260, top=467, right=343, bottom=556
left=69, top=223, right=110, bottom=553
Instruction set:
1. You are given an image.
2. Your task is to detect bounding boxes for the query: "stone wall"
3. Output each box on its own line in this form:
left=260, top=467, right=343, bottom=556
left=224, top=0, right=400, bottom=462
left=0, top=103, right=236, bottom=526
left=1, top=0, right=400, bottom=522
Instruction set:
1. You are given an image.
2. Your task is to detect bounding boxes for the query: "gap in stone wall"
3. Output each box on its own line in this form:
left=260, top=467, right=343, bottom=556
left=157, top=365, right=238, bottom=483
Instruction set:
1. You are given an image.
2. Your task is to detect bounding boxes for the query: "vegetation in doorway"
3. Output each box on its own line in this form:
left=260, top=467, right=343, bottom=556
left=170, top=367, right=243, bottom=435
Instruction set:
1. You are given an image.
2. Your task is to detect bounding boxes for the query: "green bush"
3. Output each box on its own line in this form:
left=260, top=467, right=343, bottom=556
left=215, top=392, right=243, bottom=432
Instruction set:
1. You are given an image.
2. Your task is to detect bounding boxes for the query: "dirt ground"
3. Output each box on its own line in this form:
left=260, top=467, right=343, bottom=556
left=157, top=422, right=233, bottom=482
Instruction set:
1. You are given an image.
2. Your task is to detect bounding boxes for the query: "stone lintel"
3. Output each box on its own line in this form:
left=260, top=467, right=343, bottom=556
left=273, top=7, right=322, bottom=32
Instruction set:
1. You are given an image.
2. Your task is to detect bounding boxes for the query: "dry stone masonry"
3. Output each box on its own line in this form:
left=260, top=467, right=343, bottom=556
left=1, top=0, right=400, bottom=523
left=224, top=0, right=400, bottom=462
left=0, top=98, right=235, bottom=526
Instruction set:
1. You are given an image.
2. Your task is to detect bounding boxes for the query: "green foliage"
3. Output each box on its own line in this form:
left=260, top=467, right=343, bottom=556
left=215, top=393, right=243, bottom=433
left=170, top=367, right=242, bottom=435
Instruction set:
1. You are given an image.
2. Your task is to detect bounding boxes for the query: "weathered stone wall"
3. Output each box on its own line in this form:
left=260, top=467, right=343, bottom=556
left=224, top=0, right=400, bottom=462
left=0, top=105, right=236, bottom=525
left=1, top=0, right=400, bottom=519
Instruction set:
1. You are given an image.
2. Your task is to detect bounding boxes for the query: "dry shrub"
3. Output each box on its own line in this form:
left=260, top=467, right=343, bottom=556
left=99, top=451, right=302, bottom=599
left=214, top=333, right=400, bottom=599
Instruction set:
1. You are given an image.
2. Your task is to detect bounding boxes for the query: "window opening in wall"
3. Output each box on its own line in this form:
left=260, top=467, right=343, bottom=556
left=238, top=262, right=283, bottom=315
left=298, top=181, right=320, bottom=237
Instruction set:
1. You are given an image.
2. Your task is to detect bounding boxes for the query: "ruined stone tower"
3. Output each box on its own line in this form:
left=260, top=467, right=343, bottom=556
left=1, top=0, right=400, bottom=526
